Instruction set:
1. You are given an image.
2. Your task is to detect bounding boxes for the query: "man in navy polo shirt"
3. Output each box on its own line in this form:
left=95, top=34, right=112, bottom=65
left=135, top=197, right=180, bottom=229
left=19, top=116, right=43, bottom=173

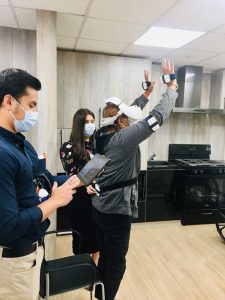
left=0, top=68, right=82, bottom=300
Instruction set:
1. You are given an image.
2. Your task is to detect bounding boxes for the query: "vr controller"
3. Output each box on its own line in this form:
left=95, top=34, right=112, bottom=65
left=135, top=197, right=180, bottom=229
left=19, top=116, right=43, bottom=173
left=142, top=81, right=151, bottom=90
left=160, top=73, right=176, bottom=84
left=142, top=73, right=176, bottom=90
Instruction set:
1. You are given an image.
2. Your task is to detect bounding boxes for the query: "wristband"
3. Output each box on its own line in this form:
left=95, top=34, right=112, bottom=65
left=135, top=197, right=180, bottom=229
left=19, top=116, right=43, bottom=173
left=142, top=81, right=151, bottom=90
left=160, top=73, right=176, bottom=84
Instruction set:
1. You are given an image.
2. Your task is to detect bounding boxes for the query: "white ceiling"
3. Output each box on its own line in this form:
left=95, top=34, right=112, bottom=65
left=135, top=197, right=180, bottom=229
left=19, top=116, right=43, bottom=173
left=0, top=0, right=225, bottom=71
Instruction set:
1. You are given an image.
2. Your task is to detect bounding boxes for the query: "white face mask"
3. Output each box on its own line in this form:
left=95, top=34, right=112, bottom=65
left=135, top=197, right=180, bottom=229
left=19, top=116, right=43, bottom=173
left=10, top=98, right=38, bottom=133
left=84, top=123, right=96, bottom=137
left=101, top=112, right=121, bottom=127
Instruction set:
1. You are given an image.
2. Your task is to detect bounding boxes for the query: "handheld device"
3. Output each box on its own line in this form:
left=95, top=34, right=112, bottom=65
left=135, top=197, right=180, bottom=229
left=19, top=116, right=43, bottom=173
left=77, top=154, right=110, bottom=185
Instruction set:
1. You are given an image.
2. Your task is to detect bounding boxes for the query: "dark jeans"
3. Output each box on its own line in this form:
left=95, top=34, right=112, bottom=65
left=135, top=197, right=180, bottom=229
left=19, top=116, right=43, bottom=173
left=93, top=208, right=131, bottom=300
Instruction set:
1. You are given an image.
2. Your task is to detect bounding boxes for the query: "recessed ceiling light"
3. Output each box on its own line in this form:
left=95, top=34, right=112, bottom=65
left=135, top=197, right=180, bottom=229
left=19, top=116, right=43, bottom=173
left=134, top=26, right=205, bottom=48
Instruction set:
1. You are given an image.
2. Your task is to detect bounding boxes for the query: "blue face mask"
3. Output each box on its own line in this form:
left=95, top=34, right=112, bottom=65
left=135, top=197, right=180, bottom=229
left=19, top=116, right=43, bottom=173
left=10, top=99, right=38, bottom=133
left=84, top=123, right=96, bottom=137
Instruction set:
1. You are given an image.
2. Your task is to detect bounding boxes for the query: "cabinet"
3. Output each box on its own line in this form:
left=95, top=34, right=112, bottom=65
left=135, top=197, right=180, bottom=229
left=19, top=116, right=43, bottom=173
left=181, top=174, right=225, bottom=225
left=132, top=171, right=147, bottom=223
left=146, top=167, right=182, bottom=222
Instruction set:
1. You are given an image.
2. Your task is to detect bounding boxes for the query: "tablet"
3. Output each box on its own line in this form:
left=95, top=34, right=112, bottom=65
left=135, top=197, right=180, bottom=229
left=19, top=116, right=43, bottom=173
left=77, top=153, right=110, bottom=185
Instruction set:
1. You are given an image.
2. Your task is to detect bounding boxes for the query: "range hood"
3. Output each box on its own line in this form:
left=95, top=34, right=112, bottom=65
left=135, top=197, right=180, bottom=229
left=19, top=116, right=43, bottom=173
left=173, top=65, right=225, bottom=114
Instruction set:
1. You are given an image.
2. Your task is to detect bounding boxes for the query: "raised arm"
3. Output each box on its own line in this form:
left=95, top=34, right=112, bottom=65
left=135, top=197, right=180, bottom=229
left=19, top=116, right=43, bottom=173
left=152, top=60, right=178, bottom=125
left=131, top=69, right=157, bottom=110
left=113, top=60, right=178, bottom=151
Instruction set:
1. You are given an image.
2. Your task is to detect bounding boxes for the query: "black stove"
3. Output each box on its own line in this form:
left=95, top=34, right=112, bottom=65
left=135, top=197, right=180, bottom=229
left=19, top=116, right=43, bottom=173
left=173, top=158, right=225, bottom=174
left=169, top=144, right=225, bottom=174
left=169, top=144, right=225, bottom=225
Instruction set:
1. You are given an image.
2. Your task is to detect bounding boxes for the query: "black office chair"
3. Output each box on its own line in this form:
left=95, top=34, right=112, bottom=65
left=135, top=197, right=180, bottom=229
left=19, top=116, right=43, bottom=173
left=39, top=230, right=105, bottom=300
left=216, top=223, right=225, bottom=242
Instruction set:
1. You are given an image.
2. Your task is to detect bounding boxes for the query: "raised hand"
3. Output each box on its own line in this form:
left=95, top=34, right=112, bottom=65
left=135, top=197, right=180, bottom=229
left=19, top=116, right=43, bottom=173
left=162, top=59, right=175, bottom=75
left=162, top=59, right=178, bottom=90
left=143, top=69, right=156, bottom=97
left=144, top=69, right=150, bottom=82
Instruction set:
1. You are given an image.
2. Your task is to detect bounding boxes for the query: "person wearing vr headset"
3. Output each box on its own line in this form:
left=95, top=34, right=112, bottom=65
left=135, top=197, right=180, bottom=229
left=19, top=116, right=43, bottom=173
left=93, top=60, right=178, bottom=300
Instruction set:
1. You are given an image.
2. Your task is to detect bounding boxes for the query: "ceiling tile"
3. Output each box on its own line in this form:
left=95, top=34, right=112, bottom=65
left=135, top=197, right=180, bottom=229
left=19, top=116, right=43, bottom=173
left=198, top=53, right=225, bottom=69
left=76, top=38, right=128, bottom=54
left=57, top=35, right=76, bottom=49
left=156, top=0, right=225, bottom=32
left=159, top=48, right=220, bottom=65
left=57, top=13, right=83, bottom=37
left=14, top=7, right=36, bottom=30
left=0, top=0, right=9, bottom=5
left=122, top=44, right=173, bottom=60
left=89, top=0, right=177, bottom=25
left=11, top=0, right=89, bottom=15
left=0, top=6, right=17, bottom=28
left=81, top=18, right=146, bottom=43
left=214, top=24, right=225, bottom=34
left=199, top=64, right=224, bottom=72
left=184, top=33, right=225, bottom=52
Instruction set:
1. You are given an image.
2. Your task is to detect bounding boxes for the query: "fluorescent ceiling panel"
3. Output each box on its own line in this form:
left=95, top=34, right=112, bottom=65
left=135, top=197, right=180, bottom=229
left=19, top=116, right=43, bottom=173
left=135, top=26, right=205, bottom=48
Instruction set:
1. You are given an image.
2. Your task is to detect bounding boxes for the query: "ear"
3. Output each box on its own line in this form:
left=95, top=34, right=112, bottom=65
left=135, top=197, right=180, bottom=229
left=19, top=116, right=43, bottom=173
left=1, top=94, right=13, bottom=110
left=117, top=117, right=122, bottom=125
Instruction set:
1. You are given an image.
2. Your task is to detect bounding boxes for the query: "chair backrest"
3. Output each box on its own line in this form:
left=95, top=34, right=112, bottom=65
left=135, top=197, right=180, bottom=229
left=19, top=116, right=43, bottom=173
left=39, top=230, right=96, bottom=298
left=46, top=253, right=97, bottom=296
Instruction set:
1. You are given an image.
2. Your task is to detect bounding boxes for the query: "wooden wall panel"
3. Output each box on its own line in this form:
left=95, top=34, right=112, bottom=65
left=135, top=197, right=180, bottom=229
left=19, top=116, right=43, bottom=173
left=12, top=28, right=36, bottom=76
left=0, top=27, right=13, bottom=69
left=0, top=26, right=36, bottom=74
left=57, top=51, right=151, bottom=128
left=57, top=54, right=225, bottom=171
left=57, top=51, right=152, bottom=170
left=0, top=26, right=37, bottom=144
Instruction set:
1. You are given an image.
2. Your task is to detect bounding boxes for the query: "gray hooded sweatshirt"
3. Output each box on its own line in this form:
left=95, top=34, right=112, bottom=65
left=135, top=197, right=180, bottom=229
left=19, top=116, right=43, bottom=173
left=93, top=88, right=178, bottom=217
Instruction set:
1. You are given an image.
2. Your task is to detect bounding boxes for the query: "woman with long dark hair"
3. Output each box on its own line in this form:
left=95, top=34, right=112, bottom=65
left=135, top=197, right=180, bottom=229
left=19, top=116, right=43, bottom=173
left=60, top=108, right=99, bottom=263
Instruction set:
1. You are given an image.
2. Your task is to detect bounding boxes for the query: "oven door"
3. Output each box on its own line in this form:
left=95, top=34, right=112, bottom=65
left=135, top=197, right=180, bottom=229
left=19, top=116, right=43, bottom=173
left=182, top=174, right=225, bottom=225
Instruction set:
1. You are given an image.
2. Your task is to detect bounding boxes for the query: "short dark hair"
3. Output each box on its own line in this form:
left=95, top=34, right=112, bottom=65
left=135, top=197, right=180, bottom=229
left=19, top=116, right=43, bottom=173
left=0, top=68, right=41, bottom=105
left=102, top=103, right=119, bottom=118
